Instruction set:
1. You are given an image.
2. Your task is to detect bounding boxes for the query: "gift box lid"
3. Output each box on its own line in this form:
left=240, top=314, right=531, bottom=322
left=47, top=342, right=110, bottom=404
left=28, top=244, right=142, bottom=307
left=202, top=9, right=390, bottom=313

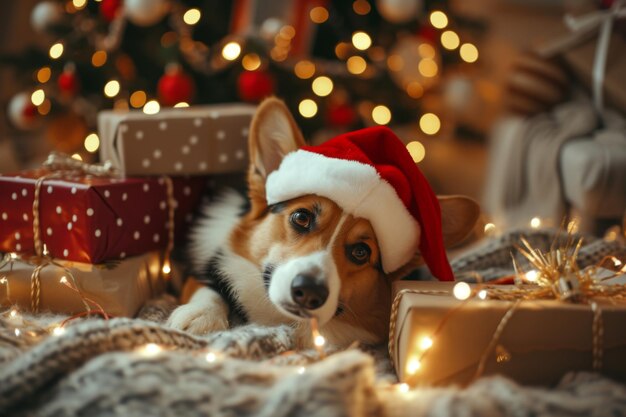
left=98, top=104, right=257, bottom=176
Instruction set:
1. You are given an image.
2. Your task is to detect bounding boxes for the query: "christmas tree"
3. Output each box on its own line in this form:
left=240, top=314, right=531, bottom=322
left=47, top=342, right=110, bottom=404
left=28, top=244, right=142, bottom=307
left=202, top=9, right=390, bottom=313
left=2, top=0, right=482, bottom=162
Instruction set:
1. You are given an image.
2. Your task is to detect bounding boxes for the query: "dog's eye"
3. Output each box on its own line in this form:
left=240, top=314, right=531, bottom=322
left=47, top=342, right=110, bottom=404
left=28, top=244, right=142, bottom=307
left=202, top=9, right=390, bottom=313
left=290, top=209, right=313, bottom=232
left=347, top=243, right=371, bottom=265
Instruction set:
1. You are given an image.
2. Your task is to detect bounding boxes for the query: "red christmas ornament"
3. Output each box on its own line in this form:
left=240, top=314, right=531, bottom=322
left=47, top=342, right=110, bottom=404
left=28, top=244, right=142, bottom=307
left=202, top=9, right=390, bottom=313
left=58, top=69, right=80, bottom=96
left=417, top=25, right=438, bottom=44
left=157, top=66, right=195, bottom=106
left=237, top=70, right=275, bottom=103
left=100, top=0, right=122, bottom=22
left=326, top=103, right=356, bottom=127
left=22, top=102, right=38, bottom=120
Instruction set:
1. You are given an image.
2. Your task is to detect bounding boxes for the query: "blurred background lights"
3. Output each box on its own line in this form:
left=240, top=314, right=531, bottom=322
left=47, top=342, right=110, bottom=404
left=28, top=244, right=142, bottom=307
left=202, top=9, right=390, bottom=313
left=294, top=60, right=316, bottom=79
left=441, top=31, right=460, bottom=50
left=31, top=89, right=45, bottom=106
left=406, top=82, right=423, bottom=99
left=460, top=43, right=479, bottom=63
left=406, top=141, right=426, bottom=163
left=37, top=67, right=51, bottom=83
left=143, top=100, right=160, bottom=115
left=183, top=8, right=201, bottom=25
left=372, top=105, right=391, bottom=125
left=299, top=99, right=318, bottom=118
left=222, top=42, right=241, bottom=61
left=430, top=11, right=448, bottom=28
left=91, top=50, right=107, bottom=67
left=418, top=59, right=438, bottom=77
left=242, top=53, right=261, bottom=71
left=352, top=31, right=372, bottom=50
left=418, top=43, right=436, bottom=59
left=353, top=0, right=371, bottom=15
left=347, top=56, right=367, bottom=74
left=311, top=76, right=333, bottom=96
left=419, top=113, right=441, bottom=135
left=104, top=80, right=120, bottom=97
left=49, top=43, right=64, bottom=59
left=84, top=133, right=100, bottom=153
left=130, top=90, right=147, bottom=108
left=310, top=6, right=329, bottom=23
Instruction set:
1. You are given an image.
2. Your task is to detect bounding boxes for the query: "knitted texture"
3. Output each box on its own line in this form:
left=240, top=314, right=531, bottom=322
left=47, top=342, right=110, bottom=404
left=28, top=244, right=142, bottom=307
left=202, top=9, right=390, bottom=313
left=1, top=230, right=625, bottom=416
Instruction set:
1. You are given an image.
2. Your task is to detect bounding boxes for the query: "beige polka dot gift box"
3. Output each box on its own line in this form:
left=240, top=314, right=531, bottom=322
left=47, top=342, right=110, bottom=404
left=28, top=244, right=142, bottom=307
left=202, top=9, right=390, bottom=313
left=0, top=171, right=206, bottom=263
left=98, top=104, right=256, bottom=176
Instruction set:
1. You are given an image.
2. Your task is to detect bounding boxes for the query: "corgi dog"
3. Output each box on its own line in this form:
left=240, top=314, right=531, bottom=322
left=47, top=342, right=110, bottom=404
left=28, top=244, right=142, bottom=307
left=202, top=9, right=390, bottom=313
left=167, top=98, right=479, bottom=346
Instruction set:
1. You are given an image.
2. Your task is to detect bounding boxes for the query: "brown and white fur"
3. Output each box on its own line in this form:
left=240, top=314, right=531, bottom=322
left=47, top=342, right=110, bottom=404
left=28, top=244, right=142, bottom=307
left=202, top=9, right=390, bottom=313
left=167, top=98, right=480, bottom=347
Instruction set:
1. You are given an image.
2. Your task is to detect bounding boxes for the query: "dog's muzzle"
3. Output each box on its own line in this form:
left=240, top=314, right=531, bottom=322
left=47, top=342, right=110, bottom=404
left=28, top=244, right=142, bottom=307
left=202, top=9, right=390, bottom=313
left=290, top=274, right=329, bottom=310
left=266, top=251, right=339, bottom=324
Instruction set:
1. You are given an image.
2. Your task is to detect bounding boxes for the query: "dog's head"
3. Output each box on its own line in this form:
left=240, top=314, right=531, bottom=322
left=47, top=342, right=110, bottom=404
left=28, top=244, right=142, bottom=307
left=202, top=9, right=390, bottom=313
left=234, top=98, right=479, bottom=344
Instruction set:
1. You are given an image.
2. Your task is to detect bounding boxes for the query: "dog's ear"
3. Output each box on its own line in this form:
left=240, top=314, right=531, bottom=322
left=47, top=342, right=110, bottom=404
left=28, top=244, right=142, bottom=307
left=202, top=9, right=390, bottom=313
left=247, top=98, right=305, bottom=210
left=438, top=195, right=480, bottom=248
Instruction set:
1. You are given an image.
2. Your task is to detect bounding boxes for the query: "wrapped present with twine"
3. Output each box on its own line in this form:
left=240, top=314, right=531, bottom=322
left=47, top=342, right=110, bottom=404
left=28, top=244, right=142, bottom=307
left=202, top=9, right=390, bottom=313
left=98, top=104, right=256, bottom=176
left=0, top=251, right=173, bottom=317
left=389, top=233, right=626, bottom=386
left=0, top=153, right=207, bottom=264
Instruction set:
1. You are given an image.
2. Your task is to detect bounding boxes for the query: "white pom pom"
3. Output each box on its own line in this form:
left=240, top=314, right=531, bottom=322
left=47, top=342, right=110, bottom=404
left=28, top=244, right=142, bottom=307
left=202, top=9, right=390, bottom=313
left=31, top=1, right=65, bottom=33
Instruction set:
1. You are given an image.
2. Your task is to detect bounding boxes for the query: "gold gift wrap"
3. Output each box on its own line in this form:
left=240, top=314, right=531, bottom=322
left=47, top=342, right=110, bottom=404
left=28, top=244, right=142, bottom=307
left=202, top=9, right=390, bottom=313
left=391, top=281, right=626, bottom=386
left=0, top=252, right=170, bottom=317
left=98, top=104, right=256, bottom=176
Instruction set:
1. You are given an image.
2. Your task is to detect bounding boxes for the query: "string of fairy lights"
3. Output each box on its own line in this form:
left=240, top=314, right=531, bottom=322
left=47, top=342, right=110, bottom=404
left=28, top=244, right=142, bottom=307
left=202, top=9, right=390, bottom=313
left=23, top=0, right=480, bottom=165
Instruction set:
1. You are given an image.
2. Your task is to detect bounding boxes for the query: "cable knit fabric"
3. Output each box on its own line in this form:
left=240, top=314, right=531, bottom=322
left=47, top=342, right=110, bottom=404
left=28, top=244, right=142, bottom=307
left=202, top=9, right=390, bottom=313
left=1, top=230, right=625, bottom=417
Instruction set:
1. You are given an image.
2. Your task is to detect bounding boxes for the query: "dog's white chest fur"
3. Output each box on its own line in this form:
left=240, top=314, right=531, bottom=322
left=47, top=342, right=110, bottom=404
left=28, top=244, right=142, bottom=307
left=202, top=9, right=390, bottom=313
left=187, top=190, right=287, bottom=327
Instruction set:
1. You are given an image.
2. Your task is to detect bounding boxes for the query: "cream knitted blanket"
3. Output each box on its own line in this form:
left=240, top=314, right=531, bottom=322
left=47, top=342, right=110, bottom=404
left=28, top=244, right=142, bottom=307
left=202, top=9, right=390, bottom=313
left=1, top=230, right=625, bottom=417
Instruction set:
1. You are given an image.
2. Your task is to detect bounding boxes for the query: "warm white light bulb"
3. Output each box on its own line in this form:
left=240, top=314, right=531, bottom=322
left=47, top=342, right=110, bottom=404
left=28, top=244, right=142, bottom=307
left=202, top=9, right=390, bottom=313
left=453, top=282, right=471, bottom=300
left=419, top=336, right=433, bottom=351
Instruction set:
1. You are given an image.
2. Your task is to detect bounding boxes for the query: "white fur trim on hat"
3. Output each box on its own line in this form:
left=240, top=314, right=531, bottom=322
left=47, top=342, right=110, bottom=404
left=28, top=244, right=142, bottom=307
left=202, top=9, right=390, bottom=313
left=265, top=150, right=420, bottom=273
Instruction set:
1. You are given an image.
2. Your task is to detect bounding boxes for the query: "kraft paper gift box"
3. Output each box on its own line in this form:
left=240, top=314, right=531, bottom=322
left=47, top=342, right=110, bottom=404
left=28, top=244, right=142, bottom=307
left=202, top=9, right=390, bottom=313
left=390, top=281, right=626, bottom=387
left=0, top=171, right=206, bottom=263
left=98, top=104, right=256, bottom=176
left=0, top=252, right=171, bottom=317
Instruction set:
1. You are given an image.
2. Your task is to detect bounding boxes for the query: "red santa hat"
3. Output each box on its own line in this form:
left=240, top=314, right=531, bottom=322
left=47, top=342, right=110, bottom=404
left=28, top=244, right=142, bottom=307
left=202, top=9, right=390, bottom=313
left=265, top=126, right=454, bottom=281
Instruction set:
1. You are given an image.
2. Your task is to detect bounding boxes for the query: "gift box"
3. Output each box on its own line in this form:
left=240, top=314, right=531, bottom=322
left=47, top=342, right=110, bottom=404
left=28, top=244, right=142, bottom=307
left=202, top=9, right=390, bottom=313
left=0, top=171, right=206, bottom=263
left=390, top=280, right=626, bottom=386
left=0, top=252, right=172, bottom=317
left=562, top=32, right=626, bottom=115
left=98, top=104, right=256, bottom=176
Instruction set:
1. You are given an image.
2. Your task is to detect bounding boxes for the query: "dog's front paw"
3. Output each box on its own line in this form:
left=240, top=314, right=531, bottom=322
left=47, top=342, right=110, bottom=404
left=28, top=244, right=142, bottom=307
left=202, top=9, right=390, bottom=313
left=166, top=303, right=229, bottom=335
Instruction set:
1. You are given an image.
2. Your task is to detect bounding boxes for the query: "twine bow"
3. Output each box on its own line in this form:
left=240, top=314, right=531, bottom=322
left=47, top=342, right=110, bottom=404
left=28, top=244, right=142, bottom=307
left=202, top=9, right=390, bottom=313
left=32, top=153, right=120, bottom=257
left=539, top=0, right=626, bottom=115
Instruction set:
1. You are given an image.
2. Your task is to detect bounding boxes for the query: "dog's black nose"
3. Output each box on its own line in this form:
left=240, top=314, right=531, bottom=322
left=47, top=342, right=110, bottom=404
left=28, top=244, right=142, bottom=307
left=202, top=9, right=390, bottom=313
left=291, top=274, right=328, bottom=310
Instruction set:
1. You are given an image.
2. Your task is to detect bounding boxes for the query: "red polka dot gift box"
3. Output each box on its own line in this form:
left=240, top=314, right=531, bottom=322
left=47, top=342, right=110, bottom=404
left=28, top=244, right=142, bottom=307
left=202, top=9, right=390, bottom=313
left=0, top=170, right=206, bottom=264
left=98, top=104, right=256, bottom=176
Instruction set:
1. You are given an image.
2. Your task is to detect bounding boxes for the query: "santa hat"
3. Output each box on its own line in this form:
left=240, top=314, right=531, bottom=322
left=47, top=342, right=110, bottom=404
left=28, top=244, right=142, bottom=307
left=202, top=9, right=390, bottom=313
left=265, top=126, right=454, bottom=281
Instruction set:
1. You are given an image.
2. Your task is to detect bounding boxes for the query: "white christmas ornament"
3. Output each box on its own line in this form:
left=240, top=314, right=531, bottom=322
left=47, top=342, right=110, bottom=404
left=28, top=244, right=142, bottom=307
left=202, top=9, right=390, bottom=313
left=376, top=0, right=422, bottom=23
left=31, top=1, right=65, bottom=34
left=444, top=76, right=474, bottom=113
left=124, top=0, right=170, bottom=27
left=8, top=93, right=39, bottom=130
left=260, top=18, right=284, bottom=42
